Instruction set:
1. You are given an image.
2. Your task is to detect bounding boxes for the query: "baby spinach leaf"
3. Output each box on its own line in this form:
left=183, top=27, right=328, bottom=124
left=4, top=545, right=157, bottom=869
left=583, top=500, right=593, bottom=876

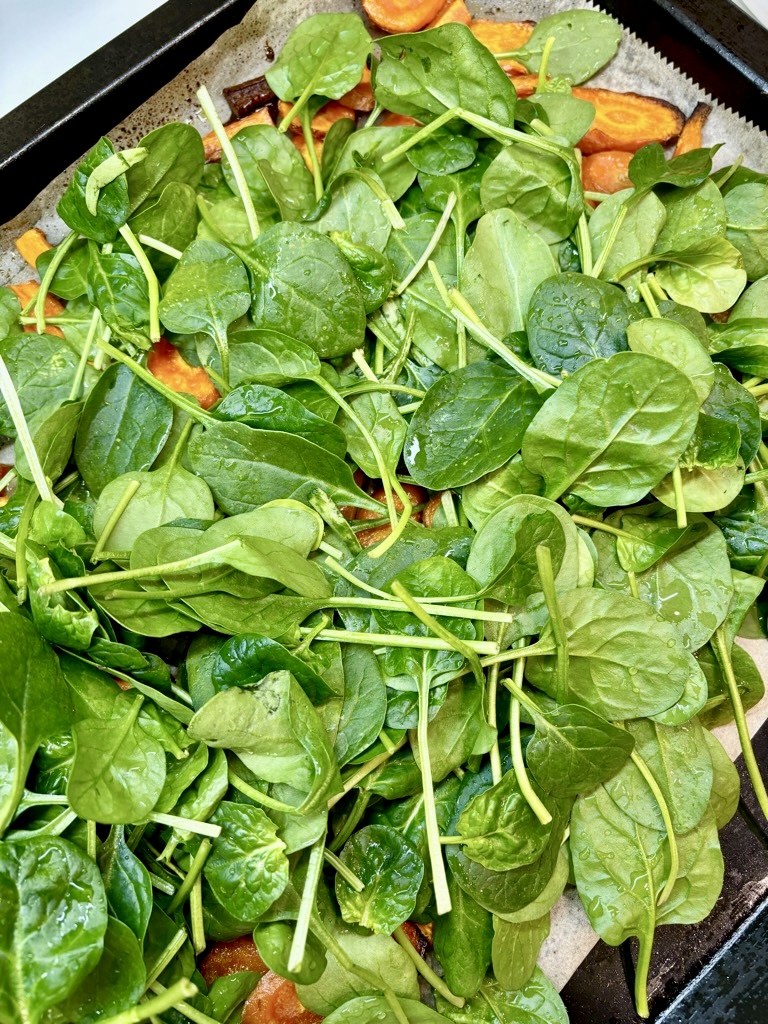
left=463, top=209, right=557, bottom=338
left=526, top=703, right=635, bottom=797
left=188, top=421, right=378, bottom=516
left=55, top=916, right=145, bottom=1024
left=338, top=390, right=406, bottom=478
left=329, top=236, right=393, bottom=313
left=205, top=801, right=289, bottom=922
left=656, top=808, right=723, bottom=926
left=704, top=730, right=741, bottom=829
left=97, top=824, right=153, bottom=944
left=75, top=363, right=174, bottom=495
left=589, top=188, right=666, bottom=293
left=724, top=183, right=768, bottom=280
left=37, top=239, right=90, bottom=300
left=324, top=995, right=451, bottom=1023
left=228, top=327, right=322, bottom=387
left=336, top=824, right=424, bottom=933
left=124, top=122, right=204, bottom=212
left=254, top=920, right=326, bottom=985
left=335, top=645, right=388, bottom=767
left=16, top=399, right=82, bottom=485
left=0, top=332, right=81, bottom=438
left=213, top=632, right=334, bottom=703
left=436, top=970, right=568, bottom=1023
left=708, top=317, right=768, bottom=376
left=316, top=176, right=393, bottom=252
left=87, top=248, right=151, bottom=349
left=697, top=642, right=764, bottom=729
left=511, top=10, right=622, bottom=83
left=26, top=545, right=99, bottom=650
left=654, top=178, right=726, bottom=253
left=629, top=143, right=717, bottom=195
left=408, top=131, right=478, bottom=176
left=125, top=181, right=198, bottom=277
left=433, top=871, right=493, bottom=1000
left=653, top=236, right=747, bottom=313
left=67, top=693, right=166, bottom=823
left=375, top=24, right=517, bottom=127
left=521, top=352, right=699, bottom=505
left=652, top=461, right=746, bottom=515
left=532, top=91, right=596, bottom=146
left=462, top=457, right=543, bottom=529
left=527, top=273, right=638, bottom=376
left=404, top=361, right=542, bottom=489
left=332, top=126, right=419, bottom=201
left=0, top=836, right=108, bottom=1024
left=241, top=222, right=366, bottom=359
left=627, top=316, right=714, bottom=403
left=57, top=137, right=130, bottom=243
left=225, top=125, right=315, bottom=221
left=703, top=365, right=761, bottom=466
left=491, top=913, right=550, bottom=993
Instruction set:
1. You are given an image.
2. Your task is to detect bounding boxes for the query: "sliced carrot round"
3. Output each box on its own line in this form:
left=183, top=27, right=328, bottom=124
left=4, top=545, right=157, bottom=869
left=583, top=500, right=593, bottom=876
left=362, top=0, right=446, bottom=33
left=581, top=150, right=633, bottom=196
left=241, top=971, right=323, bottom=1024
left=200, top=936, right=268, bottom=988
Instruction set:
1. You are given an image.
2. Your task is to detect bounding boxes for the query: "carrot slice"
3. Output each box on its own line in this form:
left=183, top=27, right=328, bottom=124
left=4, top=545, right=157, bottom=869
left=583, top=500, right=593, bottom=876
left=427, top=0, right=471, bottom=27
left=573, top=88, right=685, bottom=154
left=674, top=102, right=712, bottom=156
left=362, top=0, right=446, bottom=33
left=241, top=971, right=323, bottom=1024
left=7, top=281, right=64, bottom=338
left=422, top=492, right=446, bottom=528
left=506, top=73, right=542, bottom=98
left=581, top=150, right=633, bottom=196
left=379, top=112, right=422, bottom=127
left=356, top=484, right=425, bottom=547
left=277, top=100, right=355, bottom=138
left=200, top=937, right=268, bottom=987
left=203, top=107, right=275, bottom=162
left=338, top=66, right=375, bottom=112
left=15, top=228, right=51, bottom=269
left=147, top=339, right=220, bottom=410
left=291, top=134, right=324, bottom=172
left=471, top=20, right=535, bottom=75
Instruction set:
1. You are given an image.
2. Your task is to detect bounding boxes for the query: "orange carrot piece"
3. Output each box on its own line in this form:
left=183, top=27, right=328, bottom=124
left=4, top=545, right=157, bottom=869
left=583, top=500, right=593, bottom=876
left=674, top=102, right=712, bottom=156
left=362, top=0, right=446, bottom=33
left=356, top=484, right=424, bottom=547
left=581, top=150, right=633, bottom=195
left=8, top=281, right=65, bottom=337
left=146, top=339, right=220, bottom=410
left=379, top=112, right=422, bottom=127
left=506, top=73, right=542, bottom=98
left=338, top=66, right=375, bottom=112
left=203, top=106, right=274, bottom=162
left=291, top=134, right=324, bottom=172
left=471, top=19, right=535, bottom=75
left=573, top=88, right=685, bottom=154
left=15, top=227, right=51, bottom=268
left=427, top=0, right=471, bottom=27
left=200, top=937, right=268, bottom=988
left=277, top=100, right=355, bottom=138
left=241, top=971, right=323, bottom=1024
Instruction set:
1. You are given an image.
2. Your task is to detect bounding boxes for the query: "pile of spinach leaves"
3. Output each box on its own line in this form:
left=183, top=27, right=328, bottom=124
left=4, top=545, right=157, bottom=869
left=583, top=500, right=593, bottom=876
left=0, top=8, right=767, bottom=1024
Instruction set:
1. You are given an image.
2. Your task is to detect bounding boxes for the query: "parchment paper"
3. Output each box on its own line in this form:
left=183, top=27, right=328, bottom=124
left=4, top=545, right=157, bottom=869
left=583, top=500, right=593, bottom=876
left=1, top=0, right=768, bottom=998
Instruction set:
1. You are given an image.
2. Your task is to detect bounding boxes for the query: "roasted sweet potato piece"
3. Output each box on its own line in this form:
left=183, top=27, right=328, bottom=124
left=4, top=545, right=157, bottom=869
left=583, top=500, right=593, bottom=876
left=203, top=106, right=275, bottom=162
left=277, top=100, right=355, bottom=138
left=15, top=228, right=51, bottom=268
left=242, top=972, right=322, bottom=1024
left=471, top=20, right=535, bottom=75
left=338, top=66, right=375, bottom=112
left=581, top=150, right=633, bottom=196
left=427, top=0, right=471, bottom=27
left=147, top=339, right=220, bottom=410
left=200, top=937, right=268, bottom=987
left=380, top=112, right=422, bottom=127
left=362, top=0, right=446, bottom=33
left=223, top=75, right=276, bottom=119
left=573, top=88, right=685, bottom=154
left=674, top=102, right=712, bottom=156
left=8, top=281, right=64, bottom=338
left=356, top=484, right=425, bottom=547
left=291, top=134, right=324, bottom=172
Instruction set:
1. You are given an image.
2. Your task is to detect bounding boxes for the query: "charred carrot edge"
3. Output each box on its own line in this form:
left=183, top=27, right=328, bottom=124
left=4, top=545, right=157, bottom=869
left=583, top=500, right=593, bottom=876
left=15, top=228, right=51, bottom=269
left=338, top=66, right=375, bottom=112
left=573, top=88, right=685, bottom=154
left=426, top=0, right=471, bottom=28
left=362, top=0, right=446, bottom=33
left=674, top=101, right=712, bottom=156
left=147, top=339, right=220, bottom=410
left=276, top=100, right=355, bottom=138
left=581, top=150, right=633, bottom=196
left=203, top=106, right=274, bottom=162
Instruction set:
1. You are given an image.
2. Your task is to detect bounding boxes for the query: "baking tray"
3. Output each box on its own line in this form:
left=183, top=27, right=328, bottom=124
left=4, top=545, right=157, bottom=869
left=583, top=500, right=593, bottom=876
left=1, top=0, right=768, bottom=1019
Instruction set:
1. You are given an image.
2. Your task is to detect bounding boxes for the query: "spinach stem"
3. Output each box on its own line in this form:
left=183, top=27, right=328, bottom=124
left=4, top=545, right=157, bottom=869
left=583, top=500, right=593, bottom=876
left=441, top=491, right=459, bottom=527
left=119, top=224, right=161, bottom=342
left=148, top=981, right=218, bottom=1024
left=14, top=488, right=37, bottom=607
left=144, top=928, right=188, bottom=989
left=330, top=789, right=371, bottom=852
left=352, top=348, right=378, bottom=382
left=536, top=545, right=569, bottom=705
left=633, top=898, right=654, bottom=1019
left=329, top=739, right=405, bottom=807
left=382, top=108, right=459, bottom=163
left=335, top=169, right=405, bottom=229
left=278, top=80, right=315, bottom=134
left=584, top=191, right=609, bottom=202
left=416, top=652, right=452, bottom=916
left=310, top=913, right=410, bottom=1024
left=384, top=311, right=416, bottom=383
left=627, top=570, right=641, bottom=599
left=190, top=874, right=206, bottom=954
left=86, top=820, right=97, bottom=860
left=571, top=514, right=639, bottom=541
left=575, top=212, right=593, bottom=276
left=591, top=202, right=628, bottom=279
left=628, top=747, right=679, bottom=905
left=712, top=156, right=742, bottom=190
left=304, top=627, right=498, bottom=654
left=0, top=354, right=61, bottom=508
left=392, top=192, right=456, bottom=296
left=714, top=627, right=768, bottom=821
left=487, top=663, right=503, bottom=786
left=340, top=381, right=423, bottom=398
left=393, top=925, right=465, bottom=1008
left=138, top=234, right=182, bottom=260
left=323, top=847, right=363, bottom=892
left=34, top=230, right=78, bottom=334
left=364, top=102, right=382, bottom=128
left=227, top=770, right=299, bottom=813
left=671, top=466, right=688, bottom=528
left=197, top=85, right=260, bottom=241
left=289, top=835, right=327, bottom=973
left=92, top=479, right=142, bottom=560
left=647, top=273, right=668, bottom=304
left=148, top=811, right=221, bottom=838
left=638, top=280, right=661, bottom=319
left=69, top=308, right=100, bottom=401
left=299, top=106, right=324, bottom=201
left=537, top=36, right=556, bottom=90
left=504, top=658, right=554, bottom=826
left=747, top=384, right=768, bottom=399
left=166, top=838, right=212, bottom=914
left=100, top=979, right=197, bottom=1024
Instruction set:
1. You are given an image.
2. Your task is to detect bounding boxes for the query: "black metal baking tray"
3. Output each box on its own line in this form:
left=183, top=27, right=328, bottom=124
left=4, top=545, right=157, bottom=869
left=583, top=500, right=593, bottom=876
left=1, top=0, right=768, bottom=1019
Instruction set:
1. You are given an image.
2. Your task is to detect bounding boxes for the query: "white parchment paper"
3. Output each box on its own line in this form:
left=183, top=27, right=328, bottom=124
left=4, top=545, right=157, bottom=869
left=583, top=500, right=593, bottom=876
left=1, top=0, right=768, bottom=998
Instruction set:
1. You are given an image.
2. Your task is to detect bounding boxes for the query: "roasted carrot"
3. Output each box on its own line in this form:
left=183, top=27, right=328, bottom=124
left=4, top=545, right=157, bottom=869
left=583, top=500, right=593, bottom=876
left=0, top=466, right=11, bottom=508
left=291, top=134, right=324, bottom=172
left=7, top=281, right=65, bottom=338
left=573, top=88, right=685, bottom=154
left=338, top=66, right=375, bottom=112
left=146, top=338, right=220, bottom=410
left=277, top=100, right=355, bottom=138
left=422, top=492, right=446, bottom=528
left=200, top=936, right=268, bottom=987
left=203, top=107, right=275, bottom=162
left=581, top=150, right=633, bottom=195
left=471, top=19, right=535, bottom=75
left=356, top=484, right=425, bottom=547
left=426, top=0, right=471, bottom=27
left=15, top=227, right=51, bottom=269
left=506, top=73, right=542, bottom=98
left=379, top=112, right=422, bottom=127
left=241, top=971, right=322, bottom=1024
left=399, top=920, right=432, bottom=956
left=362, top=0, right=446, bottom=33
left=674, top=101, right=712, bottom=156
